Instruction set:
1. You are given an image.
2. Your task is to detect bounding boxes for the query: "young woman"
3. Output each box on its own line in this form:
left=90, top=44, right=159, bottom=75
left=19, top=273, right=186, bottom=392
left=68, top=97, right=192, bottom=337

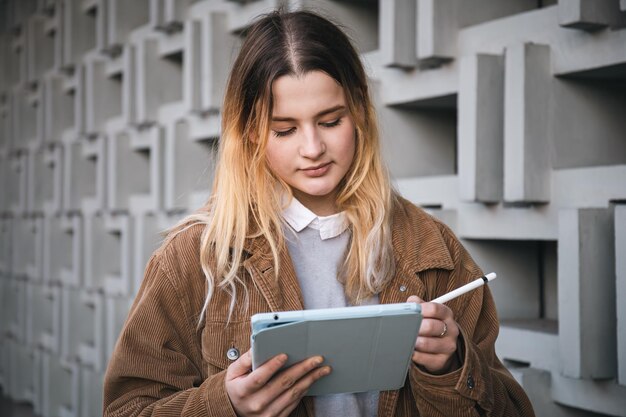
left=103, top=10, right=535, bottom=417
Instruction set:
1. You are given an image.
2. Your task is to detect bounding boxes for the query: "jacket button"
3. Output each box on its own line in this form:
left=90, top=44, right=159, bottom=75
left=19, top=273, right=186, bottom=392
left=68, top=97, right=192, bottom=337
left=467, top=375, right=475, bottom=389
left=227, top=348, right=240, bottom=361
left=399, top=285, right=407, bottom=292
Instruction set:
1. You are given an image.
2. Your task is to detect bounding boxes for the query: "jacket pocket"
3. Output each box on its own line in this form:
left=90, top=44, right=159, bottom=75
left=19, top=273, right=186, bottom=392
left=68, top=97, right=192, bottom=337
left=202, top=321, right=252, bottom=371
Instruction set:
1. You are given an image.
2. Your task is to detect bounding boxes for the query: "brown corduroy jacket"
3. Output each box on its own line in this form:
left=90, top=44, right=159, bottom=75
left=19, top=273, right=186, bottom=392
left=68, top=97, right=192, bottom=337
left=103, top=198, right=535, bottom=417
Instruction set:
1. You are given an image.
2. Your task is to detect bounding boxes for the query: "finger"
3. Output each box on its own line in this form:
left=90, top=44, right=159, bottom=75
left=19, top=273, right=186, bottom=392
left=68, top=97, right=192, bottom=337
left=419, top=301, right=454, bottom=321
left=415, top=333, right=458, bottom=355
left=265, top=356, right=324, bottom=396
left=237, top=353, right=288, bottom=396
left=407, top=295, right=423, bottom=303
left=418, top=318, right=449, bottom=338
left=269, top=365, right=332, bottom=416
left=411, top=350, right=454, bottom=373
left=226, top=350, right=254, bottom=380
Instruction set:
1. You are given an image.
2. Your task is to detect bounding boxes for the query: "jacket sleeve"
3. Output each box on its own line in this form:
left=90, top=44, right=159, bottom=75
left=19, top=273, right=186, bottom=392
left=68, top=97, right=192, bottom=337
left=408, top=223, right=536, bottom=417
left=102, top=253, right=237, bottom=417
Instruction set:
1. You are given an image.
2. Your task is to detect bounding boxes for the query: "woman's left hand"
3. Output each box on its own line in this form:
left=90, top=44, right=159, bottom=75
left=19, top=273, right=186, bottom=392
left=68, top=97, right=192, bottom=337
left=407, top=295, right=462, bottom=375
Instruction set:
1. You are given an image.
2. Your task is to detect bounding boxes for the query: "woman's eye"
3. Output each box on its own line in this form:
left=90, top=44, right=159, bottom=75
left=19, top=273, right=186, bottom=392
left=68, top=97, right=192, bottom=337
left=321, top=118, right=342, bottom=128
left=273, top=128, right=295, bottom=137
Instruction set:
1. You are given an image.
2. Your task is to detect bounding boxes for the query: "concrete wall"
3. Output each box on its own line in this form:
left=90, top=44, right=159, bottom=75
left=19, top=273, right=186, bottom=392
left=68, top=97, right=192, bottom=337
left=0, top=0, right=625, bottom=416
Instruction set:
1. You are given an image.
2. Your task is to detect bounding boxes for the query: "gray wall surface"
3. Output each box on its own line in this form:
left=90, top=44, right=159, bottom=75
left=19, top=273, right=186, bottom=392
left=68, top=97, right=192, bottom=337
left=0, top=0, right=625, bottom=416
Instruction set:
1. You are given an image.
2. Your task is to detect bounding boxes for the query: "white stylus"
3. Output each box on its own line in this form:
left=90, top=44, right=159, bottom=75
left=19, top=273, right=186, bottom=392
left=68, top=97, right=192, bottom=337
left=431, top=272, right=497, bottom=304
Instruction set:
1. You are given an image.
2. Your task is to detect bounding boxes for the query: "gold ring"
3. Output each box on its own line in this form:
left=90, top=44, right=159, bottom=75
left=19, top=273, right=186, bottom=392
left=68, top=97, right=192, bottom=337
left=439, top=322, right=448, bottom=338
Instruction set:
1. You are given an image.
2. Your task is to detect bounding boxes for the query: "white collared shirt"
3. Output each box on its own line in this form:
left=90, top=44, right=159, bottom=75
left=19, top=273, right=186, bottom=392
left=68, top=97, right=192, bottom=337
left=281, top=196, right=378, bottom=417
left=282, top=196, right=349, bottom=240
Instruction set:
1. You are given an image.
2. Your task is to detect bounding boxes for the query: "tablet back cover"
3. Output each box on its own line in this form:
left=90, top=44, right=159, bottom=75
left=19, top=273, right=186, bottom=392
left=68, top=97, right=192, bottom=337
left=251, top=313, right=421, bottom=396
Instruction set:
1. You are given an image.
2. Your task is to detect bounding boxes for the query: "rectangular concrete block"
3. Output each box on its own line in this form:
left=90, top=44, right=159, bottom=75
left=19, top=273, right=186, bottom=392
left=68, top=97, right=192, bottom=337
left=0, top=153, right=10, bottom=213
left=25, top=281, right=61, bottom=355
left=7, top=151, right=28, bottom=215
left=379, top=0, right=416, bottom=69
left=184, top=12, right=235, bottom=114
left=10, top=29, right=27, bottom=87
left=12, top=217, right=43, bottom=282
left=128, top=124, right=163, bottom=212
left=504, top=43, right=552, bottom=203
left=0, top=219, right=12, bottom=276
left=39, top=285, right=61, bottom=354
left=300, top=0, right=379, bottom=53
left=131, top=212, right=163, bottom=295
left=104, top=296, right=132, bottom=363
left=102, top=214, right=132, bottom=297
left=107, top=128, right=152, bottom=212
left=84, top=55, right=122, bottom=136
left=97, top=0, right=150, bottom=56
left=79, top=366, right=104, bottom=417
left=616, top=204, right=626, bottom=386
left=58, top=215, right=82, bottom=288
left=6, top=339, right=36, bottom=402
left=559, top=0, right=626, bottom=30
left=458, top=0, right=540, bottom=28
left=417, top=0, right=457, bottom=66
left=5, top=279, right=26, bottom=346
left=119, top=44, right=137, bottom=126
left=496, top=326, right=559, bottom=372
left=56, top=363, right=79, bottom=417
left=64, top=135, right=106, bottom=213
left=551, top=372, right=626, bottom=416
left=83, top=213, right=122, bottom=292
left=61, top=0, right=97, bottom=71
left=77, top=290, right=105, bottom=371
left=558, top=208, right=616, bottom=379
left=41, top=352, right=76, bottom=417
left=43, top=215, right=73, bottom=285
left=25, top=15, right=54, bottom=85
left=458, top=53, right=504, bottom=203
left=60, top=138, right=90, bottom=212
left=164, top=119, right=215, bottom=212
left=135, top=37, right=183, bottom=126
left=0, top=34, right=19, bottom=91
left=150, top=0, right=194, bottom=34
left=13, top=85, right=41, bottom=150
left=225, top=0, right=285, bottom=33
left=25, top=281, right=44, bottom=347
left=0, top=335, right=7, bottom=390
left=61, top=287, right=100, bottom=367
left=27, top=145, right=60, bottom=215
left=0, top=94, right=10, bottom=151
left=42, top=74, right=74, bottom=143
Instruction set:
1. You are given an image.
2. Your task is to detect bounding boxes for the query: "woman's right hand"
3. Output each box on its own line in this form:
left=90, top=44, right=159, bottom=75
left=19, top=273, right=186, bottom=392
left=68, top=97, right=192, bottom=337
left=225, top=350, right=331, bottom=417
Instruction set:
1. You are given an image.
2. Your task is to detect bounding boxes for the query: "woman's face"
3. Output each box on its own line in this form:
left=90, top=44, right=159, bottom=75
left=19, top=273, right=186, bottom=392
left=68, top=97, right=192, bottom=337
left=265, top=71, right=356, bottom=216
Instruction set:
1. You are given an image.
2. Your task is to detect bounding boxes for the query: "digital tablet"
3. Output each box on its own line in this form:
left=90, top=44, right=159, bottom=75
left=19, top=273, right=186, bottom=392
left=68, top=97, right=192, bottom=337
left=250, top=302, right=422, bottom=396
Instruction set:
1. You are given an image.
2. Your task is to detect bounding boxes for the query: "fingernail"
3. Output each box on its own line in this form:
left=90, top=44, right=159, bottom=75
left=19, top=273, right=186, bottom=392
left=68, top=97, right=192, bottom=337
left=277, top=353, right=288, bottom=362
left=321, top=366, right=332, bottom=375
left=314, top=356, right=324, bottom=365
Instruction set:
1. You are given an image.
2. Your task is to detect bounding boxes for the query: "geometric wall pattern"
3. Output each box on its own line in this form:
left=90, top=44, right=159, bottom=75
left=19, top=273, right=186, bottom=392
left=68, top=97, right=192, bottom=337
left=1, top=0, right=625, bottom=416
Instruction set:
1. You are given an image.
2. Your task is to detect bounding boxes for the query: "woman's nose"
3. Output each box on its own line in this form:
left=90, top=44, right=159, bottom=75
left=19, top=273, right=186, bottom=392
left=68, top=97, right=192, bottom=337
left=299, top=127, right=325, bottom=159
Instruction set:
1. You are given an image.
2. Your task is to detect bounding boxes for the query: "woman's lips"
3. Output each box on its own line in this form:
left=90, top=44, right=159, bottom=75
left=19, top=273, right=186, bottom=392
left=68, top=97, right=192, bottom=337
left=301, top=162, right=331, bottom=177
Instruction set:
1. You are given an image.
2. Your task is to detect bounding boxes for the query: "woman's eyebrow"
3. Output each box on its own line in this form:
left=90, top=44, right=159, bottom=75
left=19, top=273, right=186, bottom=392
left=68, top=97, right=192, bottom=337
left=272, top=105, right=346, bottom=122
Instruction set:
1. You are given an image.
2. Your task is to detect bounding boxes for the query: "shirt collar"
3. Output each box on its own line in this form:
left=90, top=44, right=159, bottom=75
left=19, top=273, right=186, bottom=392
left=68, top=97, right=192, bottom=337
left=282, top=196, right=349, bottom=240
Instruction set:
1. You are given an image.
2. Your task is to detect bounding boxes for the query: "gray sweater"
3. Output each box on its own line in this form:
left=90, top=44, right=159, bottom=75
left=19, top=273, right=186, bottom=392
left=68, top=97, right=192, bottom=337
left=285, top=224, right=379, bottom=417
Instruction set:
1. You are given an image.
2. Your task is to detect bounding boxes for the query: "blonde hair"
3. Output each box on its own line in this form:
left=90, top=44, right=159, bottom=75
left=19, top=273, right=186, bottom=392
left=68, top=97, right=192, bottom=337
left=172, top=10, right=398, bottom=321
